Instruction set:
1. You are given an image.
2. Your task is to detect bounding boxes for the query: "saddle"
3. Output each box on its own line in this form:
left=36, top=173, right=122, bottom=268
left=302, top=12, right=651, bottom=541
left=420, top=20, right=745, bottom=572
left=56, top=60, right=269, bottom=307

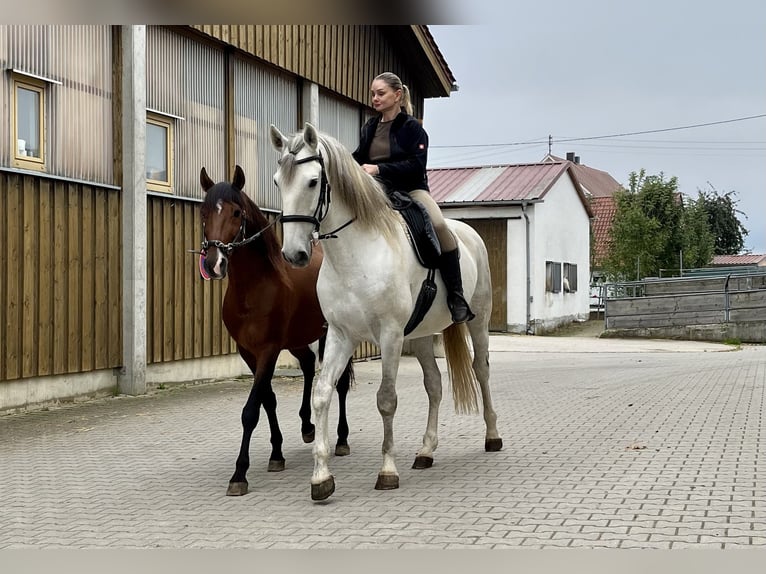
left=388, top=191, right=442, bottom=336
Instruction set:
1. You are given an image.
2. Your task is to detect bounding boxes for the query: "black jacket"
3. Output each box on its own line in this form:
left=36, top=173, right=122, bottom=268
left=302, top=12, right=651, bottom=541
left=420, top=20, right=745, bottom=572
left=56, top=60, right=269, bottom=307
left=352, top=111, right=430, bottom=193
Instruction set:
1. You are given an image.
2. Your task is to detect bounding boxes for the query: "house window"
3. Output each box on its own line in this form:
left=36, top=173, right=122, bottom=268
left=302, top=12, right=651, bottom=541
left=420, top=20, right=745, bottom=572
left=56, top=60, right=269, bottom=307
left=146, top=111, right=175, bottom=193
left=12, top=75, right=46, bottom=171
left=563, top=263, right=578, bottom=293
left=546, top=261, right=562, bottom=293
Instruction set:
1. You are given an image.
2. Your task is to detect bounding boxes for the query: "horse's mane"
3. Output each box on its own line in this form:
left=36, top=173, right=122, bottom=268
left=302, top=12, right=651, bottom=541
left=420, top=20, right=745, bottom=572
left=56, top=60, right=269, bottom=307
left=201, top=183, right=289, bottom=283
left=281, top=130, right=400, bottom=241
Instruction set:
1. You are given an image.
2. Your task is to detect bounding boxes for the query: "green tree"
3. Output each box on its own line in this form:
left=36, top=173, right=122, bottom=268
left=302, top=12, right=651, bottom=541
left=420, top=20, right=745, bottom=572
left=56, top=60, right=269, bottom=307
left=680, top=194, right=715, bottom=269
left=697, top=184, right=749, bottom=255
left=603, top=169, right=687, bottom=279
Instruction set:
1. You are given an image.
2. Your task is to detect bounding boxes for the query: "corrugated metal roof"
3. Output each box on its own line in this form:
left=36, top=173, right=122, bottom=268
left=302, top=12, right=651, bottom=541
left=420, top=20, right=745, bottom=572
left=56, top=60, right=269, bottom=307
left=428, top=161, right=593, bottom=217
left=543, top=154, right=623, bottom=197
left=711, top=254, right=766, bottom=266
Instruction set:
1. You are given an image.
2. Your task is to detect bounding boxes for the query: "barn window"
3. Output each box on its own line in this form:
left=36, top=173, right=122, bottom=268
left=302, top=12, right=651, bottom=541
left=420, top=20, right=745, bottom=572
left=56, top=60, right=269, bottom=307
left=546, top=261, right=562, bottom=293
left=563, top=263, right=578, bottom=293
left=12, top=73, right=48, bottom=172
left=146, top=110, right=176, bottom=193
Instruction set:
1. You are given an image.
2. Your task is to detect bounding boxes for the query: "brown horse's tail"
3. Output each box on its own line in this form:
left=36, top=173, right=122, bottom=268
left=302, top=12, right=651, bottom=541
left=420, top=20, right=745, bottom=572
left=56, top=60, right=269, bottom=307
left=442, top=323, right=479, bottom=414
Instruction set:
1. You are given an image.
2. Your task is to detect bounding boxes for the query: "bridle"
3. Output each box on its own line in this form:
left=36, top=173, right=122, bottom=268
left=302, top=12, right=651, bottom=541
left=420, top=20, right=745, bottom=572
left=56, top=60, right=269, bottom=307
left=279, top=152, right=354, bottom=240
left=197, top=210, right=279, bottom=255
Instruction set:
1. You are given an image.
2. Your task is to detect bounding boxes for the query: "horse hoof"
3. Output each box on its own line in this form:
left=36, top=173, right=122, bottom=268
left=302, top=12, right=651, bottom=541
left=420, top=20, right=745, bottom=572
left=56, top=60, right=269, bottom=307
left=302, top=430, right=315, bottom=444
left=374, top=473, right=399, bottom=490
left=311, top=477, right=335, bottom=501
left=226, top=481, right=248, bottom=496
left=485, top=438, right=503, bottom=452
left=268, top=459, right=285, bottom=472
left=412, top=456, right=433, bottom=469
left=335, top=444, right=351, bottom=457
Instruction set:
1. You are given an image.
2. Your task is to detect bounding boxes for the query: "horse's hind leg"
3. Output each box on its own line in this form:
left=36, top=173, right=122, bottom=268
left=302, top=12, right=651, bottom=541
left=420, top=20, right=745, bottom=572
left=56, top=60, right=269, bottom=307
left=334, top=359, right=353, bottom=456
left=409, top=336, right=442, bottom=469
left=374, top=330, right=405, bottom=491
left=227, top=348, right=283, bottom=496
left=289, top=346, right=317, bottom=443
left=466, top=318, right=502, bottom=451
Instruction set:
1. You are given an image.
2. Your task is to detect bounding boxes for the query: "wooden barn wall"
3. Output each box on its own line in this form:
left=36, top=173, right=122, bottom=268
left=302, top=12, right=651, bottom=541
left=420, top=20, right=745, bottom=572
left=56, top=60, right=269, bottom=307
left=191, top=25, right=425, bottom=117
left=0, top=172, right=121, bottom=381
left=463, top=219, right=508, bottom=332
left=145, top=195, right=237, bottom=364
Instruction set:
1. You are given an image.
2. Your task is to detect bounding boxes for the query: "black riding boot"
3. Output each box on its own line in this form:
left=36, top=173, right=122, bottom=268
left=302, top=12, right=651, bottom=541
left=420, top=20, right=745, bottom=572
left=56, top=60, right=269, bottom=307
left=439, top=248, right=475, bottom=324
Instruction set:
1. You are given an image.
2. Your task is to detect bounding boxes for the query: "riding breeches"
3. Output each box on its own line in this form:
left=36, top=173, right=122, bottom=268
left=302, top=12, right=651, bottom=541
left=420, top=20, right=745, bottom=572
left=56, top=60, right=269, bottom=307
left=409, top=189, right=457, bottom=252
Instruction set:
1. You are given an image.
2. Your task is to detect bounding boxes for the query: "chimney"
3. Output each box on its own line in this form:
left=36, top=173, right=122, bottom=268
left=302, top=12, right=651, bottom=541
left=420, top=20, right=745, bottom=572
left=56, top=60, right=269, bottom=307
left=574, top=156, right=580, bottom=164
left=566, top=152, right=575, bottom=162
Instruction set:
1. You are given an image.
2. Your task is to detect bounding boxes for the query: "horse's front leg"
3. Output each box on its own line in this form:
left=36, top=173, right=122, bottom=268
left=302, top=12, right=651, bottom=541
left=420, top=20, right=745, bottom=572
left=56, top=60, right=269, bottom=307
left=289, top=346, right=318, bottom=443
left=374, top=330, right=405, bottom=491
left=334, top=359, right=353, bottom=456
left=227, top=348, right=282, bottom=496
left=310, top=331, right=355, bottom=501
left=408, top=336, right=442, bottom=469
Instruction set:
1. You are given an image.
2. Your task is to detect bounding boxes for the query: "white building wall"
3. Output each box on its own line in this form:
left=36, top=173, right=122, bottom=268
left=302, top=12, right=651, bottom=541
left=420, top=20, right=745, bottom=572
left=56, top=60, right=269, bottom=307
left=530, top=176, right=591, bottom=332
left=507, top=208, right=529, bottom=333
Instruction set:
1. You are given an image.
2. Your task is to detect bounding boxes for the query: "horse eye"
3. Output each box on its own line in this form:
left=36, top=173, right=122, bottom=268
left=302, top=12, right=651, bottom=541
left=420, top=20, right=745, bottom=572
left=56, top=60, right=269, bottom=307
left=233, top=209, right=241, bottom=218
left=308, top=178, right=318, bottom=188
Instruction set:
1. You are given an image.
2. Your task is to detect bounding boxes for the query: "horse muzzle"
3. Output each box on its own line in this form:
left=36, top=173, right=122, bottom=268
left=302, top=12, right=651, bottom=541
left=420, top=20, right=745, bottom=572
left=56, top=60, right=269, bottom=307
left=203, top=249, right=228, bottom=279
left=282, top=247, right=311, bottom=268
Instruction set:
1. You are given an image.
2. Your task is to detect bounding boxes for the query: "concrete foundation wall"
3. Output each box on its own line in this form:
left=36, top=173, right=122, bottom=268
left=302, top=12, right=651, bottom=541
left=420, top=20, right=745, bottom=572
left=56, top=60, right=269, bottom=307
left=602, top=322, right=766, bottom=344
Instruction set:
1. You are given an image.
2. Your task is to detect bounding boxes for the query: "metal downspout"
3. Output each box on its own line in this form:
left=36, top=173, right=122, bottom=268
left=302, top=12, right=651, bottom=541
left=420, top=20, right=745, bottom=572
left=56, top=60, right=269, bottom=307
left=522, top=202, right=533, bottom=334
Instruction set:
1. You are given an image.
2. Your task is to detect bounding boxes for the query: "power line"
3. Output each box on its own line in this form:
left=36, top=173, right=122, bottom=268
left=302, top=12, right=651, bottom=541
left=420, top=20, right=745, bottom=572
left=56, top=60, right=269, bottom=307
left=430, top=113, right=766, bottom=149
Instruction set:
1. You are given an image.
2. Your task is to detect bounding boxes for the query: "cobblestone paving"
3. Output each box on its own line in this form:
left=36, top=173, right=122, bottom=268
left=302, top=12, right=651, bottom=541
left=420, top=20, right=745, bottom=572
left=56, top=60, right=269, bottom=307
left=1, top=335, right=764, bottom=549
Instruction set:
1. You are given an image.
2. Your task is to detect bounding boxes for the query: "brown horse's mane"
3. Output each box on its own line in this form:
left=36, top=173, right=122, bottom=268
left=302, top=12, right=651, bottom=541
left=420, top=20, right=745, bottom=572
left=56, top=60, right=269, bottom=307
left=201, top=183, right=290, bottom=285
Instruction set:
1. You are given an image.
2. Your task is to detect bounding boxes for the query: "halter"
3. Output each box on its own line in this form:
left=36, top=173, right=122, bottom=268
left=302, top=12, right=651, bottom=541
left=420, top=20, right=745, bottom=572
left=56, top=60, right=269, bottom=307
left=279, top=152, right=354, bottom=240
left=198, top=214, right=279, bottom=255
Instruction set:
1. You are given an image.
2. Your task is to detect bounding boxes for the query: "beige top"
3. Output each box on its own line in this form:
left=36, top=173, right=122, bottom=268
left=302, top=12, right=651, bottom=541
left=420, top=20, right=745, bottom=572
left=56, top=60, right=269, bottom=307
left=368, top=120, right=392, bottom=163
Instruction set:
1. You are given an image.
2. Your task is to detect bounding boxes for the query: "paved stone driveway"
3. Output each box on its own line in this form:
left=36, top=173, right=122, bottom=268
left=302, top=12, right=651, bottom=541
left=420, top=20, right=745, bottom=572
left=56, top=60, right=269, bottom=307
left=1, top=334, right=764, bottom=549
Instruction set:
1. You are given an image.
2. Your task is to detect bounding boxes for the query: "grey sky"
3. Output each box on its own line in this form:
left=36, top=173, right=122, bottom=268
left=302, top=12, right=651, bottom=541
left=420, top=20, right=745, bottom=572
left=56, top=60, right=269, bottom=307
left=424, top=0, right=766, bottom=254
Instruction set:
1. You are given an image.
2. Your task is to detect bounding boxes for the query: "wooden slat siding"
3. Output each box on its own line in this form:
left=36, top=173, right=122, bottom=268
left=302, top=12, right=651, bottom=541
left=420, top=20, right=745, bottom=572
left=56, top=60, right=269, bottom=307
left=151, top=201, right=163, bottom=362
left=38, top=179, right=53, bottom=375
left=0, top=175, right=121, bottom=381
left=173, top=201, right=184, bottom=360
left=67, top=183, right=82, bottom=373
left=464, top=219, right=507, bottom=332
left=5, top=176, right=21, bottom=380
left=22, top=176, right=38, bottom=377
left=93, top=188, right=108, bottom=370
left=107, top=190, right=121, bottom=366
left=52, top=183, right=67, bottom=374
left=0, top=178, right=5, bottom=380
left=80, top=186, right=95, bottom=372
left=162, top=199, right=174, bottom=361
left=183, top=203, right=195, bottom=359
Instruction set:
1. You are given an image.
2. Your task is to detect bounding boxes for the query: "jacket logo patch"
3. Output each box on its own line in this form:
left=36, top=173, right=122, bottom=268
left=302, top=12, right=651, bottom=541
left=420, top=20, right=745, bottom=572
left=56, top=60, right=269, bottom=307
left=418, top=144, right=425, bottom=149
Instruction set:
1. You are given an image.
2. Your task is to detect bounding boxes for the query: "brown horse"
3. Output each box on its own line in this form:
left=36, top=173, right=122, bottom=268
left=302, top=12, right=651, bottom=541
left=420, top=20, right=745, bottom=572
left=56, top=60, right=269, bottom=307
left=198, top=165, right=353, bottom=496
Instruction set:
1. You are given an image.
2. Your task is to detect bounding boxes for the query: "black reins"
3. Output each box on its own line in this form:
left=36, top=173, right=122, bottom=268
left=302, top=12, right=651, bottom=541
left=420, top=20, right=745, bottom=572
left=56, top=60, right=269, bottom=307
left=279, top=152, right=354, bottom=240
left=194, top=214, right=279, bottom=256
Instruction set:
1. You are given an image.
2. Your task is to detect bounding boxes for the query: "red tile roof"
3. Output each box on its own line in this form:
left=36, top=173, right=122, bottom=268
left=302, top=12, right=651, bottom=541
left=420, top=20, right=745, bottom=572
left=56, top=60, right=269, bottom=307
left=427, top=161, right=593, bottom=216
left=710, top=254, right=766, bottom=266
left=590, top=196, right=617, bottom=266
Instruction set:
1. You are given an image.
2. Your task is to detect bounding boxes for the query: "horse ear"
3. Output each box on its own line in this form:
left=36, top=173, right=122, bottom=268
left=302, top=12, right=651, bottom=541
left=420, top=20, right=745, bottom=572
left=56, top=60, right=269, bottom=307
left=304, top=123, right=319, bottom=149
left=269, top=124, right=288, bottom=153
left=232, top=165, right=246, bottom=191
left=200, top=167, right=215, bottom=191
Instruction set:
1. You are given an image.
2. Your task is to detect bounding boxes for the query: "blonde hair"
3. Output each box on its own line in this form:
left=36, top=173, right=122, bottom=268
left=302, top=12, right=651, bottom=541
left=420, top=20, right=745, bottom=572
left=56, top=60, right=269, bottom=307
left=374, top=72, right=413, bottom=116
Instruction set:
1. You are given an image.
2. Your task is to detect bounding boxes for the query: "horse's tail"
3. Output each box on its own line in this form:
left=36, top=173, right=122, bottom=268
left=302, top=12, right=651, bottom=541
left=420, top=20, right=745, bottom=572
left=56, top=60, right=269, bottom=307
left=442, top=323, right=479, bottom=414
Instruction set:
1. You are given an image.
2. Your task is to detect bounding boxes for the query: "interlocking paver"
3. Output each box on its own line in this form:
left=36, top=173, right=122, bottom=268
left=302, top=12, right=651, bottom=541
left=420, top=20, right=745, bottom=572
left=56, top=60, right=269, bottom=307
left=1, top=335, right=764, bottom=549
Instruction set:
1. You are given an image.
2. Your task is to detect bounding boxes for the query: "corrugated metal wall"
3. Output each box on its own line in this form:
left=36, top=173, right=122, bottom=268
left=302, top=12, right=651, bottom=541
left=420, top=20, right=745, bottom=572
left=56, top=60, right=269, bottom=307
left=0, top=172, right=122, bottom=380
left=317, top=89, right=362, bottom=151
left=0, top=25, right=113, bottom=185
left=233, top=56, right=298, bottom=211
left=146, top=26, right=226, bottom=200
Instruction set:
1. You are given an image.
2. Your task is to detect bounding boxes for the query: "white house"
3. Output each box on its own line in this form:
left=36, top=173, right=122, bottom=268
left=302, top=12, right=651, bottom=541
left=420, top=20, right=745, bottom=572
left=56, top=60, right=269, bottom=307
left=428, top=160, right=594, bottom=334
